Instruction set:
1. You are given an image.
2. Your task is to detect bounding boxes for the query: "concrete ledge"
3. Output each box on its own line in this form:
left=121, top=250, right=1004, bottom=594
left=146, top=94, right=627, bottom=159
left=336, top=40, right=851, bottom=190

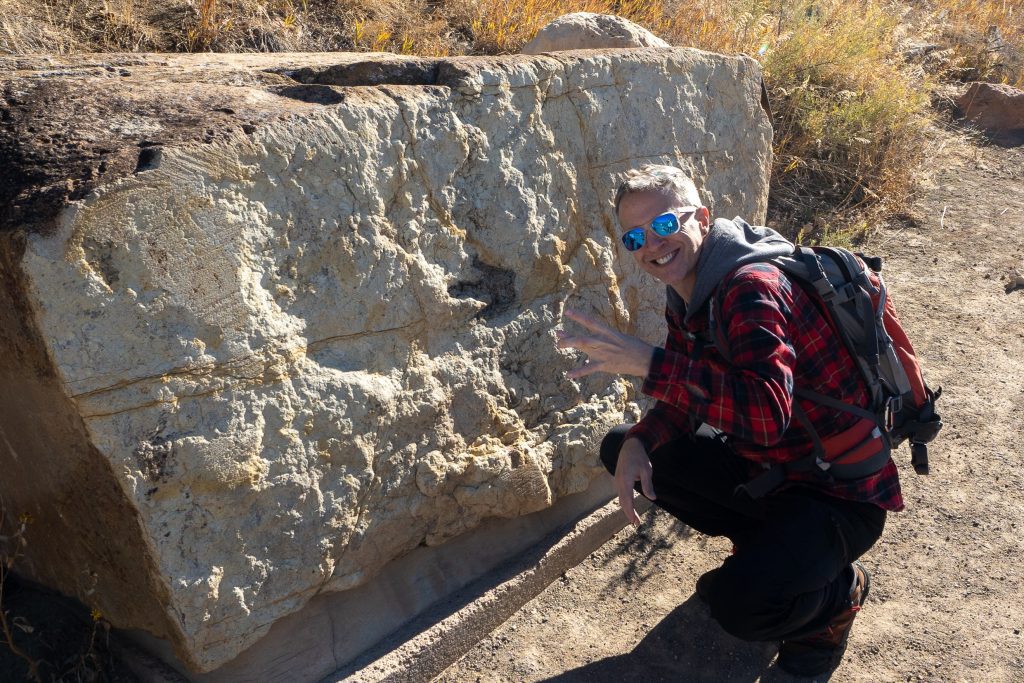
left=330, top=496, right=652, bottom=682
left=120, top=476, right=646, bottom=682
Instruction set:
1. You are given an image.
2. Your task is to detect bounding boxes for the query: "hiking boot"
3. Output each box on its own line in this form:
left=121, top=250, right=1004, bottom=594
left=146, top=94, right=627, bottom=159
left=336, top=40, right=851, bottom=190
left=776, top=561, right=871, bottom=677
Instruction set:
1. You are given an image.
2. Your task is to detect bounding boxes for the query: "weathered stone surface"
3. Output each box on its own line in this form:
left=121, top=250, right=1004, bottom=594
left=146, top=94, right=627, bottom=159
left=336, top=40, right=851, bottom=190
left=521, top=13, right=670, bottom=54
left=0, top=49, right=771, bottom=673
left=957, top=81, right=1024, bottom=144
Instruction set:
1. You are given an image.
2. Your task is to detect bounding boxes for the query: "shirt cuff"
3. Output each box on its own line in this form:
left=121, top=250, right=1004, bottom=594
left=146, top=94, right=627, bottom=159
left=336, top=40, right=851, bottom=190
left=642, top=347, right=708, bottom=407
left=624, top=422, right=657, bottom=453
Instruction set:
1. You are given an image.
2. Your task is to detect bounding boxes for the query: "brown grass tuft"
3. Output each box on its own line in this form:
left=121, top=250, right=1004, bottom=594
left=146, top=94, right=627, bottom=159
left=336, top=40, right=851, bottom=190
left=923, top=0, right=1024, bottom=86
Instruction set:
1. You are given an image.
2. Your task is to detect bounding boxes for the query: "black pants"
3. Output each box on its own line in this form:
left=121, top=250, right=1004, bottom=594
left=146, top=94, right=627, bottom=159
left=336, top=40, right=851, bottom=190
left=601, top=424, right=887, bottom=642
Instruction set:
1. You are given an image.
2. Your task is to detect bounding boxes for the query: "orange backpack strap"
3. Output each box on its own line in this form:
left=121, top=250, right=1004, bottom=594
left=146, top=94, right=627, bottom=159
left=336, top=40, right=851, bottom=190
left=736, top=400, right=891, bottom=499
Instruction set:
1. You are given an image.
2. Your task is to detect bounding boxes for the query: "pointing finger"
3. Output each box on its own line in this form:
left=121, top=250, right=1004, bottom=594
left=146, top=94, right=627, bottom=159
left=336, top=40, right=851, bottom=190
left=616, top=479, right=640, bottom=527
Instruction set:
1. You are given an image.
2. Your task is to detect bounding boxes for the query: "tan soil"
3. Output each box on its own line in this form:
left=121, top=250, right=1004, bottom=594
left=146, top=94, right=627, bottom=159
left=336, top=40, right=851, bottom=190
left=436, top=124, right=1024, bottom=683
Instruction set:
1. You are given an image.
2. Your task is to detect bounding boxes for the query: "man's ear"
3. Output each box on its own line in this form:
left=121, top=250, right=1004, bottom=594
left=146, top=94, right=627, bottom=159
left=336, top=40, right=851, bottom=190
left=698, top=206, right=711, bottom=232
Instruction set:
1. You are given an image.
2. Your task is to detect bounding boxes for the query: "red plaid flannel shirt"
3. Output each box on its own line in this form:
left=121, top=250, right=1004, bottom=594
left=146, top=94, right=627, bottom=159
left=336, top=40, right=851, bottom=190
left=626, top=262, right=904, bottom=512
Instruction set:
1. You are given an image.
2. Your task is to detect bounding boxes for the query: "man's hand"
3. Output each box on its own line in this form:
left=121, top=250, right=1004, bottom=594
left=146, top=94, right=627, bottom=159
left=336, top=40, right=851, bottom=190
left=556, top=309, right=655, bottom=379
left=615, top=437, right=656, bottom=527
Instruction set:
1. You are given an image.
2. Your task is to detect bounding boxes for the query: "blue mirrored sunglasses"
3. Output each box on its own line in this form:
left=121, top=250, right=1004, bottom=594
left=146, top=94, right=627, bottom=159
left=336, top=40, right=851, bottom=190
left=620, top=208, right=698, bottom=252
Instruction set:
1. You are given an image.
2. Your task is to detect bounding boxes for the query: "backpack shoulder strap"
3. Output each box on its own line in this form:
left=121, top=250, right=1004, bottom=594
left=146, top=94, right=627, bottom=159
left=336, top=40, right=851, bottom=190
left=774, top=247, right=884, bottom=388
left=771, top=246, right=864, bottom=303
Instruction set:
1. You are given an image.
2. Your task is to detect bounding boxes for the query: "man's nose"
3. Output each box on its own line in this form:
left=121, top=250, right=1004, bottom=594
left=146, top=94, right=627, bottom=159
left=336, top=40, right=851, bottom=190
left=644, top=229, right=665, bottom=250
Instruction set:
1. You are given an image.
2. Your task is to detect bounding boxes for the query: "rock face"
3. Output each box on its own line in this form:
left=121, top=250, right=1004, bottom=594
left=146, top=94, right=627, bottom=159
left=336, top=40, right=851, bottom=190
left=521, top=13, right=670, bottom=54
left=957, top=81, right=1024, bottom=144
left=0, top=49, right=771, bottom=673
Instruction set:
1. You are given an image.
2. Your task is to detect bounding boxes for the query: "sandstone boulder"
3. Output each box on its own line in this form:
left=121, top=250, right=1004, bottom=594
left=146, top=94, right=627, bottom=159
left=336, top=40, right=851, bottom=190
left=521, top=13, right=670, bottom=54
left=957, top=81, right=1024, bottom=144
left=0, top=49, right=771, bottom=676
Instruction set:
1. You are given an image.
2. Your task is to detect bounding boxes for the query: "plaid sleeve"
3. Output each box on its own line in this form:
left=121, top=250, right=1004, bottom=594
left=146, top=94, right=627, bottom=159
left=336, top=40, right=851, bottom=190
left=624, top=305, right=695, bottom=453
left=637, top=266, right=797, bottom=453
left=623, top=396, right=689, bottom=454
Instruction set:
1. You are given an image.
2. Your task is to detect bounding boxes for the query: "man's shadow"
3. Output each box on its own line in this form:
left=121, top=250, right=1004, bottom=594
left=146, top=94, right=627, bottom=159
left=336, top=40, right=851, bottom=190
left=542, top=537, right=832, bottom=683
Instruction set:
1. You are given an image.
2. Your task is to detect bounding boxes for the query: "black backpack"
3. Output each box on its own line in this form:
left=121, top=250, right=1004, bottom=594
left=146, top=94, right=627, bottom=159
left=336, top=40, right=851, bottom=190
left=672, top=245, right=942, bottom=498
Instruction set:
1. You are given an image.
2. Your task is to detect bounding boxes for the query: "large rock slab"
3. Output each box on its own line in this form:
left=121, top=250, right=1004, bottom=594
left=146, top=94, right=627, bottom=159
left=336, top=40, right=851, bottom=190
left=0, top=49, right=771, bottom=674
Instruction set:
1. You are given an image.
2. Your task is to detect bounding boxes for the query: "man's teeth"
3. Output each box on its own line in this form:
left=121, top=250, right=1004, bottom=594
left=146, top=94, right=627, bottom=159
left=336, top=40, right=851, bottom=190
left=654, top=250, right=677, bottom=266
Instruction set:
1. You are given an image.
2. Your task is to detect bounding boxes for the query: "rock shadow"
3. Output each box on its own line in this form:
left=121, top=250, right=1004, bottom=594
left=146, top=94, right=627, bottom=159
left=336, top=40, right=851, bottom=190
left=542, top=593, right=831, bottom=682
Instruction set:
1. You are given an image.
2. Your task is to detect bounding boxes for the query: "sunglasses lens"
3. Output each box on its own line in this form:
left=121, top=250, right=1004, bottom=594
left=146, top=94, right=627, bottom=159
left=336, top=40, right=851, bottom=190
left=621, top=228, right=645, bottom=251
left=651, top=213, right=680, bottom=236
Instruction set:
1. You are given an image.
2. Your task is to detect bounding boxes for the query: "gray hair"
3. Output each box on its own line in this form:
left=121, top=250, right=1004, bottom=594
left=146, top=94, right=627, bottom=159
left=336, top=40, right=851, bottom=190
left=613, top=164, right=703, bottom=213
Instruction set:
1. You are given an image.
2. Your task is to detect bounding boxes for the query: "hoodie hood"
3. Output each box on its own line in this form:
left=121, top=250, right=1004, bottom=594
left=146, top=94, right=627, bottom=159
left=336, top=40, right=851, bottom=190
left=683, top=217, right=795, bottom=323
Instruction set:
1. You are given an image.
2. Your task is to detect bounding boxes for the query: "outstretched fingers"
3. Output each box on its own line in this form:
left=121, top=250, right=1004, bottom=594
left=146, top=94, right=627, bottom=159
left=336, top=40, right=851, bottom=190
left=556, top=332, right=615, bottom=354
left=557, top=308, right=655, bottom=379
left=563, top=309, right=619, bottom=339
left=566, top=360, right=604, bottom=379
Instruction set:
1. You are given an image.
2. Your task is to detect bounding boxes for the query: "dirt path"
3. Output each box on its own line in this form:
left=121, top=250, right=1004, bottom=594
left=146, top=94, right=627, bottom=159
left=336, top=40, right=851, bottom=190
left=436, top=125, right=1024, bottom=682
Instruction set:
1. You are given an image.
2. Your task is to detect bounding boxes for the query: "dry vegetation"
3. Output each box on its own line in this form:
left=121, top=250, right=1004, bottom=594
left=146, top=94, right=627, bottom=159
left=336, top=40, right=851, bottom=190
left=0, top=508, right=39, bottom=682
left=0, top=505, right=126, bottom=682
left=912, top=0, right=1024, bottom=85
left=1, top=0, right=1021, bottom=234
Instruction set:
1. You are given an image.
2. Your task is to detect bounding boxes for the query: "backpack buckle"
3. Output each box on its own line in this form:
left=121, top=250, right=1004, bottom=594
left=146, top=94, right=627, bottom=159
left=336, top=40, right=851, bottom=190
left=813, top=276, right=836, bottom=300
left=885, top=395, right=902, bottom=430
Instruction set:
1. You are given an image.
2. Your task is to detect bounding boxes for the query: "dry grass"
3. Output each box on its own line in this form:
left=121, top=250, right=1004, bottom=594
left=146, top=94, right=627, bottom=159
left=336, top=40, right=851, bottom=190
left=756, top=1, right=931, bottom=228
left=0, top=0, right=1016, bottom=234
left=920, top=0, right=1024, bottom=86
left=0, top=507, right=41, bottom=682
left=0, top=503, right=119, bottom=682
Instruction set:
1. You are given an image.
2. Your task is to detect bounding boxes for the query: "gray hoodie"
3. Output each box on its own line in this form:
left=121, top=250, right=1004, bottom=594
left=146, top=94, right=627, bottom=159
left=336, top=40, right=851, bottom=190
left=673, top=216, right=795, bottom=324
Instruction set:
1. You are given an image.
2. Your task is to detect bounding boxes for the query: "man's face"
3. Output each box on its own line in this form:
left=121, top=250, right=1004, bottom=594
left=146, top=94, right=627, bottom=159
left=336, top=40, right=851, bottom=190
left=616, top=189, right=710, bottom=294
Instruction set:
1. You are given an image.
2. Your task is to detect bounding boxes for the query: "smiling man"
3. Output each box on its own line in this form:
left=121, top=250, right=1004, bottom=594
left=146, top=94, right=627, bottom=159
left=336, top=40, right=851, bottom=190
left=556, top=164, right=903, bottom=677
